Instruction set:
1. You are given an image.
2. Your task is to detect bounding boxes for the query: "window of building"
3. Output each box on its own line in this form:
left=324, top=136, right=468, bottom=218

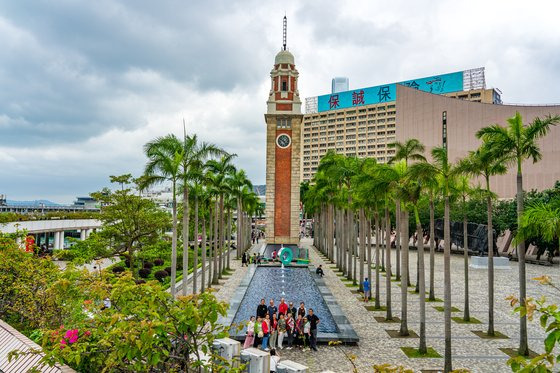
left=277, top=118, right=291, bottom=128
left=282, top=80, right=287, bottom=91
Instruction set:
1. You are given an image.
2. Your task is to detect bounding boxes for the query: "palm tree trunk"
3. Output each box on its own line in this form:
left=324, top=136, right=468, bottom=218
left=193, top=195, right=199, bottom=294
left=429, top=198, right=436, bottom=301
left=227, top=208, right=232, bottom=270
left=367, top=217, right=372, bottom=301
left=381, top=217, right=385, bottom=271
left=417, top=218, right=427, bottom=354
left=237, top=197, right=242, bottom=258
left=395, top=199, right=401, bottom=281
left=375, top=212, right=381, bottom=309
left=517, top=172, right=529, bottom=356
left=400, top=210, right=409, bottom=336
left=182, top=187, right=189, bottom=296
left=443, top=195, right=452, bottom=373
left=347, top=208, right=353, bottom=281
left=487, top=192, right=495, bottom=335
left=170, top=184, right=178, bottom=297
left=201, top=217, right=206, bottom=293
left=463, top=211, right=470, bottom=322
left=219, top=193, right=224, bottom=278
left=359, top=208, right=365, bottom=291
left=352, top=214, right=357, bottom=285
left=213, top=199, right=219, bottom=284
left=208, top=204, right=214, bottom=289
left=385, top=206, right=393, bottom=320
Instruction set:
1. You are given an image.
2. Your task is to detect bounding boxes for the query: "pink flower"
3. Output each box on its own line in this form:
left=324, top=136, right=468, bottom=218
left=84, top=330, right=91, bottom=337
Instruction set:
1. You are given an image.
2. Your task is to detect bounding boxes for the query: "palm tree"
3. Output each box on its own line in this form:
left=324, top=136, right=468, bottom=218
left=409, top=146, right=454, bottom=372
left=370, top=163, right=400, bottom=320
left=401, top=172, right=427, bottom=353
left=228, top=170, right=253, bottom=258
left=143, top=135, right=182, bottom=297
left=206, top=155, right=237, bottom=277
left=455, top=175, right=473, bottom=322
left=177, top=133, right=223, bottom=296
left=457, top=148, right=506, bottom=332
left=476, top=112, right=559, bottom=355
left=391, top=139, right=426, bottom=283
left=517, top=201, right=560, bottom=249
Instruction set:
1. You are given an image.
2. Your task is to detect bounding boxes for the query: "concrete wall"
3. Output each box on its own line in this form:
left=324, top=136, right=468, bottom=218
left=396, top=85, right=560, bottom=198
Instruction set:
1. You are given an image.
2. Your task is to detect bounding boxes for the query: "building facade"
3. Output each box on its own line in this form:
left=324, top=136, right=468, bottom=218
left=396, top=85, right=560, bottom=198
left=264, top=47, right=303, bottom=245
left=301, top=67, right=501, bottom=182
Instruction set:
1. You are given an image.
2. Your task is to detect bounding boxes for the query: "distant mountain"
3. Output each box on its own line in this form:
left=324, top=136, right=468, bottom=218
left=6, top=199, right=61, bottom=206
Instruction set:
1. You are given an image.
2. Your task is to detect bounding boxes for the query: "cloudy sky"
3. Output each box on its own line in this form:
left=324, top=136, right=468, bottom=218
left=1, top=0, right=559, bottom=203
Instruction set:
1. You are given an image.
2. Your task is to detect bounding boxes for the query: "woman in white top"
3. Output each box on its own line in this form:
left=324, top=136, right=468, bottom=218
left=243, top=316, right=255, bottom=349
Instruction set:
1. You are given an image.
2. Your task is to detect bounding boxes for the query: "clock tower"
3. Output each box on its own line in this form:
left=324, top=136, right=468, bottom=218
left=265, top=16, right=302, bottom=245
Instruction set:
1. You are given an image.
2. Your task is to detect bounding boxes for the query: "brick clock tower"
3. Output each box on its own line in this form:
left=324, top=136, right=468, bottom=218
left=265, top=17, right=302, bottom=245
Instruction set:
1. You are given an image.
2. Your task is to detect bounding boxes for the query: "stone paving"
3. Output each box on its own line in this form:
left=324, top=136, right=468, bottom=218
left=218, top=238, right=560, bottom=373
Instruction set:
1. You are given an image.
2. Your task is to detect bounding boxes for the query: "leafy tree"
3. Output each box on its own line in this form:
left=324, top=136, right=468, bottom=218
left=66, top=175, right=170, bottom=275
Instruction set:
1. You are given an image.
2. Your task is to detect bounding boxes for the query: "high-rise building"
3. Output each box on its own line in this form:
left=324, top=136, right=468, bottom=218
left=302, top=68, right=497, bottom=180
left=264, top=17, right=303, bottom=245
left=301, top=67, right=560, bottom=198
left=331, top=77, right=349, bottom=93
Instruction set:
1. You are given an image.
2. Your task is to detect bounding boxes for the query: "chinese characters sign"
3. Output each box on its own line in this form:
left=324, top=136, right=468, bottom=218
left=317, top=71, right=464, bottom=112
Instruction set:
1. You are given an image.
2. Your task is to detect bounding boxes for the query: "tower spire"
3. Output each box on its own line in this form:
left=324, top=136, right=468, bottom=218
left=282, top=15, right=287, bottom=50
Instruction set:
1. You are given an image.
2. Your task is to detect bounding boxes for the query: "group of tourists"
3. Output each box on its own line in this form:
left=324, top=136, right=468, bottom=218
left=243, top=298, right=320, bottom=352
left=241, top=252, right=265, bottom=266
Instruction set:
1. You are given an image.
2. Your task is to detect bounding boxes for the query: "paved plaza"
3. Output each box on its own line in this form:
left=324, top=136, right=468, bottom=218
left=220, top=238, right=560, bottom=372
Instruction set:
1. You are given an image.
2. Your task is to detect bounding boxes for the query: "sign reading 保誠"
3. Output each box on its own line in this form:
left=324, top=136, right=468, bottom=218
left=317, top=71, right=464, bottom=112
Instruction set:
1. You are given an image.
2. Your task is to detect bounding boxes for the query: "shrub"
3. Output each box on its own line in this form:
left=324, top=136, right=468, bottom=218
left=124, top=259, right=131, bottom=268
left=154, top=270, right=169, bottom=282
left=112, top=266, right=125, bottom=274
left=154, top=259, right=164, bottom=266
left=143, top=262, right=154, bottom=269
left=138, top=268, right=151, bottom=278
left=165, top=267, right=172, bottom=275
left=135, top=279, right=146, bottom=285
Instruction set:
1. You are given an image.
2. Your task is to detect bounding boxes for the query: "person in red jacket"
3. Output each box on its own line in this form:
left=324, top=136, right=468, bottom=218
left=278, top=297, right=288, bottom=316
left=261, top=313, right=270, bottom=350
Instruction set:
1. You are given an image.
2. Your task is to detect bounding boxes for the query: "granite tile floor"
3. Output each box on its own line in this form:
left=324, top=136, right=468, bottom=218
left=218, top=238, right=559, bottom=373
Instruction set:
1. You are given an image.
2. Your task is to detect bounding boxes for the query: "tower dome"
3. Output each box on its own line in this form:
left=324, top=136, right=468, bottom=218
left=275, top=49, right=294, bottom=65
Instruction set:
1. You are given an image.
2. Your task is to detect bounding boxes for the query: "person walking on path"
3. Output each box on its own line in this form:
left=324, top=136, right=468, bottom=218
left=303, top=317, right=311, bottom=351
left=277, top=313, right=287, bottom=349
left=269, top=313, right=278, bottom=349
left=278, top=298, right=288, bottom=316
left=252, top=253, right=257, bottom=265
left=308, top=308, right=320, bottom=351
left=256, top=299, right=268, bottom=318
left=261, top=314, right=270, bottom=350
left=363, top=278, right=371, bottom=302
left=241, top=252, right=247, bottom=267
left=315, top=265, right=324, bottom=277
left=243, top=316, right=255, bottom=349
left=253, top=316, right=263, bottom=348
left=285, top=313, right=294, bottom=349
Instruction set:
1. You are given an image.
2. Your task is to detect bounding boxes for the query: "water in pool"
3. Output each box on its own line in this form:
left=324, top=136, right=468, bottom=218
left=232, top=266, right=338, bottom=333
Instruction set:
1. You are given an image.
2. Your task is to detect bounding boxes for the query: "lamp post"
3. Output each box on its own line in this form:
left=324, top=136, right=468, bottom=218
left=442, top=111, right=447, bottom=150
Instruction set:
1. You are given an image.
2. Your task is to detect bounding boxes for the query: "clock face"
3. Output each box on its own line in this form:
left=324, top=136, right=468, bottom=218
left=276, top=134, right=291, bottom=148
